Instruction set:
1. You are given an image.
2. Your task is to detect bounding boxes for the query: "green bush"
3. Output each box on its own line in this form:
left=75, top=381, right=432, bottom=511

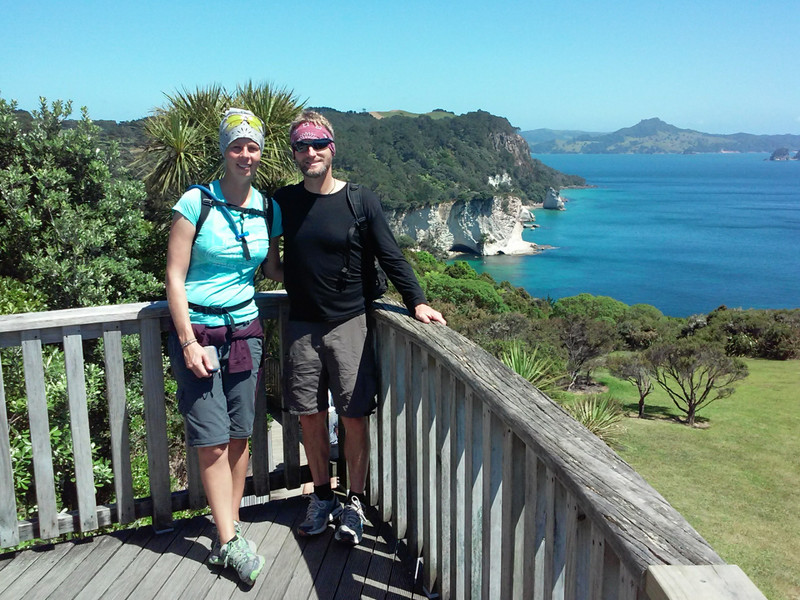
left=564, top=394, right=625, bottom=447
left=423, top=271, right=508, bottom=313
left=499, top=341, right=560, bottom=394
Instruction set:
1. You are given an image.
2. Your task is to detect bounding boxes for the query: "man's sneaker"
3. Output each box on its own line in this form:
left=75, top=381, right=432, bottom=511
left=335, top=496, right=365, bottom=545
left=209, top=521, right=256, bottom=566
left=219, top=534, right=265, bottom=586
left=298, top=493, right=343, bottom=536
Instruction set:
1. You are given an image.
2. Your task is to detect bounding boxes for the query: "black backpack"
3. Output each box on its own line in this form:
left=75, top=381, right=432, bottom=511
left=339, top=183, right=388, bottom=302
left=188, top=184, right=274, bottom=261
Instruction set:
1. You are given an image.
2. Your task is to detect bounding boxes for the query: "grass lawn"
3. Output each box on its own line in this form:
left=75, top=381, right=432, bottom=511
left=592, top=359, right=799, bottom=600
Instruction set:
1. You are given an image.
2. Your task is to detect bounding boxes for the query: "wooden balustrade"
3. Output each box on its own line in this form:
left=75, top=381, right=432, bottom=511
left=0, top=295, right=766, bottom=598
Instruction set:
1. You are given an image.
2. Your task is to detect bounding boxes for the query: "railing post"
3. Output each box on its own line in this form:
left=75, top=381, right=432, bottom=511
left=251, top=347, right=271, bottom=498
left=436, top=365, right=452, bottom=599
left=392, top=330, right=408, bottom=540
left=0, top=358, right=20, bottom=547
left=22, top=331, right=59, bottom=539
left=465, top=389, right=483, bottom=599
left=140, top=318, right=172, bottom=532
left=375, top=322, right=394, bottom=522
left=501, top=430, right=526, bottom=600
left=421, top=349, right=438, bottom=594
left=103, top=326, right=135, bottom=524
left=63, top=327, right=98, bottom=532
left=278, top=303, right=302, bottom=490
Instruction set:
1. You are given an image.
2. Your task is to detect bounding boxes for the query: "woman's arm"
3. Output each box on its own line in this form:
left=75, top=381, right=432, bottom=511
left=165, top=212, right=214, bottom=377
left=261, top=235, right=284, bottom=283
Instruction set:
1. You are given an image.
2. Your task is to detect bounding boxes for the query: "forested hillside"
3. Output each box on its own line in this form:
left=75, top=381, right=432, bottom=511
left=39, top=107, right=586, bottom=211
left=321, top=108, right=585, bottom=210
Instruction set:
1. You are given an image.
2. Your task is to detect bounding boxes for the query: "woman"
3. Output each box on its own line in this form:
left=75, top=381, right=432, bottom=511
left=165, top=108, right=282, bottom=586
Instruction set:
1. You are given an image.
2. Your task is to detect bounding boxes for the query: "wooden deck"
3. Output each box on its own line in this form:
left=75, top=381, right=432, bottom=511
left=0, top=493, right=422, bottom=600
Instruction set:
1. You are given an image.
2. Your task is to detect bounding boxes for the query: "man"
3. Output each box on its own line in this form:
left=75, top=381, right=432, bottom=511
left=273, top=110, right=445, bottom=545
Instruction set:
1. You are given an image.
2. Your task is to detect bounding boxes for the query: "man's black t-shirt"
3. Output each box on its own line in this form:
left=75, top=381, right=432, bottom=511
left=274, top=182, right=426, bottom=322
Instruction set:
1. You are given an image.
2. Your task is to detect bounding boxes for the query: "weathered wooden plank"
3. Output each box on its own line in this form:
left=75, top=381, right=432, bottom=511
left=1, top=538, right=75, bottom=600
left=619, top=564, right=640, bottom=600
left=528, top=451, right=547, bottom=600
left=587, top=522, right=607, bottom=600
left=435, top=365, right=452, bottom=600
left=565, top=490, right=593, bottom=600
left=63, top=327, right=98, bottom=532
left=372, top=304, right=726, bottom=582
left=251, top=347, right=271, bottom=498
left=22, top=528, right=134, bottom=600
left=33, top=529, right=132, bottom=598
left=184, top=430, right=205, bottom=509
left=151, top=517, right=217, bottom=599
left=0, top=292, right=287, bottom=337
left=482, top=408, right=503, bottom=600
left=405, top=340, right=422, bottom=558
left=71, top=526, right=156, bottom=599
left=375, top=322, right=394, bottom=521
left=278, top=303, right=302, bottom=490
left=99, top=529, right=180, bottom=600
left=21, top=331, right=59, bottom=539
left=0, top=356, right=20, bottom=548
left=139, top=318, right=172, bottom=532
left=420, top=349, right=438, bottom=594
left=102, top=326, right=135, bottom=525
left=501, top=430, right=526, bottom=600
left=552, top=477, right=568, bottom=599
left=646, top=564, right=768, bottom=600
left=126, top=515, right=211, bottom=600
left=449, top=378, right=467, bottom=599
left=465, top=389, right=483, bottom=600
left=392, top=330, right=408, bottom=540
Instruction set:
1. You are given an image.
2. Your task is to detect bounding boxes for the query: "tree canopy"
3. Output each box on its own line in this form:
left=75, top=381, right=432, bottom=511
left=0, top=96, right=162, bottom=309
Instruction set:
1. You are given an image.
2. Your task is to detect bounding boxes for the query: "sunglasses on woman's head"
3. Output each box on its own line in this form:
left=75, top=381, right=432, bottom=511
left=222, top=113, right=264, bottom=132
left=292, top=138, right=334, bottom=152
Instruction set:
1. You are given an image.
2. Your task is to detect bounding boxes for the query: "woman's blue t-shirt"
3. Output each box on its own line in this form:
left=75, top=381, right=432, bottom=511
left=173, top=180, right=283, bottom=326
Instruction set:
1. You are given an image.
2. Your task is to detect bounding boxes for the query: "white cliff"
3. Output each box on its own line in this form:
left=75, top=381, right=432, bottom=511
left=385, top=194, right=540, bottom=257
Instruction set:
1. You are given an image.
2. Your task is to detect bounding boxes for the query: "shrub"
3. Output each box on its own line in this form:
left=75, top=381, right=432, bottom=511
left=499, top=341, right=560, bottom=394
left=564, top=394, right=625, bottom=447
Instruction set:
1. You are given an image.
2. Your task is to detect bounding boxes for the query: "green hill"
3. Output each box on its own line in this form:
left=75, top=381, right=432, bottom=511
left=527, top=118, right=800, bottom=154
left=320, top=108, right=585, bottom=210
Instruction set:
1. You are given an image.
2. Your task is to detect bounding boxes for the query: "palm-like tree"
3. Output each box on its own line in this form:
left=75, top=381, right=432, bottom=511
left=140, top=82, right=303, bottom=204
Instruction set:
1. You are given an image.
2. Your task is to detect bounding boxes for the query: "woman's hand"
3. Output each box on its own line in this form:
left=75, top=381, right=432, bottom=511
left=182, top=340, right=215, bottom=378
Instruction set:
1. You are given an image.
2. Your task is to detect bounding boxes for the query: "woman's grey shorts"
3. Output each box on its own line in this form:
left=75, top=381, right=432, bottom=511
left=168, top=333, right=262, bottom=447
left=283, top=314, right=377, bottom=418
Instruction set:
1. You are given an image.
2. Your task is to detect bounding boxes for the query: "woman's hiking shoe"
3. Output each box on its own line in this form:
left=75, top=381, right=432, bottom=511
left=208, top=521, right=256, bottom=566
left=298, top=493, right=343, bottom=536
left=219, top=534, right=265, bottom=586
left=335, top=496, right=365, bottom=545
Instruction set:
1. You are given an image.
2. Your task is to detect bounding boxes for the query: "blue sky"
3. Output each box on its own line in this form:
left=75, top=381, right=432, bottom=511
left=3, top=0, right=798, bottom=134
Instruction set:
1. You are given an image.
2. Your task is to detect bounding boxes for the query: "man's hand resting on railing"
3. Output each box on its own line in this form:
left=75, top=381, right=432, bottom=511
left=413, top=303, right=447, bottom=326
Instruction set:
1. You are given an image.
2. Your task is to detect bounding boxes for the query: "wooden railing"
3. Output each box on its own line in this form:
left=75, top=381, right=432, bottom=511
left=0, top=295, right=766, bottom=599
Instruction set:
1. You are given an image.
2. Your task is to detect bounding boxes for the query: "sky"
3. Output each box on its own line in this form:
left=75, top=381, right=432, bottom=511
left=3, top=0, right=799, bottom=135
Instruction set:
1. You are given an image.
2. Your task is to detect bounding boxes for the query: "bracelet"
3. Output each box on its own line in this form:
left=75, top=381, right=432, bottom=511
left=181, top=338, right=197, bottom=349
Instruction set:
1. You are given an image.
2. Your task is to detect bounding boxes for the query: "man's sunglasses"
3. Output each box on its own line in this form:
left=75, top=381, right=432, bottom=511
left=222, top=113, right=264, bottom=132
left=292, top=138, right=334, bottom=153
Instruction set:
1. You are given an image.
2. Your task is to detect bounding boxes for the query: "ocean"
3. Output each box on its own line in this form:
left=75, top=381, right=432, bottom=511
left=459, top=153, right=800, bottom=317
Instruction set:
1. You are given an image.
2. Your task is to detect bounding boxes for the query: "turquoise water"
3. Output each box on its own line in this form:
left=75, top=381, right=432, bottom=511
left=460, top=153, right=800, bottom=317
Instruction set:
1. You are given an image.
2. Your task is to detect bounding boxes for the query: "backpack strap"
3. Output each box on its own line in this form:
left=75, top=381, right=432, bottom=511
left=187, top=184, right=274, bottom=260
left=192, top=192, right=214, bottom=246
left=346, top=183, right=367, bottom=232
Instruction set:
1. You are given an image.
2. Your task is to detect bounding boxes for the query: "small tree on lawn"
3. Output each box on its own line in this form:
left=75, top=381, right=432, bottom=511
left=645, top=341, right=748, bottom=426
left=606, top=352, right=653, bottom=418
left=560, top=317, right=616, bottom=390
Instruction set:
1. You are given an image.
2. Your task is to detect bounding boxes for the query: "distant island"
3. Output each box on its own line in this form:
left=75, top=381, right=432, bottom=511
left=522, top=118, right=800, bottom=155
